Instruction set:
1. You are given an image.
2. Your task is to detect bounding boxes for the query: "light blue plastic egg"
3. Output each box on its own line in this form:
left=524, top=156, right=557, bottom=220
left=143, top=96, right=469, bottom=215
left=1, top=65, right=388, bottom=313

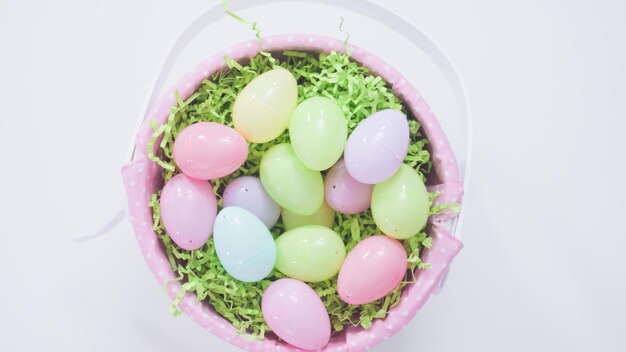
left=213, top=206, right=277, bottom=282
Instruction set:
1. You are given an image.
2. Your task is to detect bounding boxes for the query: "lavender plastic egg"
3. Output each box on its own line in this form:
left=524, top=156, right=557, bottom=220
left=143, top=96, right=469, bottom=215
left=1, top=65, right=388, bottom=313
left=324, top=159, right=373, bottom=214
left=160, top=174, right=217, bottom=250
left=344, top=109, right=410, bottom=184
left=223, top=176, right=280, bottom=228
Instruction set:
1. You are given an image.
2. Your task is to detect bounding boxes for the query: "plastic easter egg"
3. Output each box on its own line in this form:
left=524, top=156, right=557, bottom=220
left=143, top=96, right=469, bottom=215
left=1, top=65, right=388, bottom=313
left=281, top=200, right=335, bottom=231
left=325, top=159, right=373, bottom=214
left=262, top=278, right=331, bottom=350
left=344, top=109, right=410, bottom=184
left=160, top=174, right=217, bottom=250
left=213, top=206, right=276, bottom=282
left=223, top=176, right=280, bottom=228
left=173, top=122, right=248, bottom=180
left=337, top=235, right=408, bottom=305
left=371, top=164, right=429, bottom=239
left=260, top=143, right=323, bottom=215
left=289, top=97, right=347, bottom=170
left=276, top=225, right=346, bottom=282
left=232, top=68, right=298, bottom=143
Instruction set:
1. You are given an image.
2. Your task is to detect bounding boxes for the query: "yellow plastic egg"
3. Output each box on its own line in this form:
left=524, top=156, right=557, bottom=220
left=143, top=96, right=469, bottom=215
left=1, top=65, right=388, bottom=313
left=232, top=68, right=298, bottom=143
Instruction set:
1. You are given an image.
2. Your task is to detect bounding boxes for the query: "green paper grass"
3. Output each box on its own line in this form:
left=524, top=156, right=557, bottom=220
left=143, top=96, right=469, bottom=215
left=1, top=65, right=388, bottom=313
left=147, top=51, right=457, bottom=338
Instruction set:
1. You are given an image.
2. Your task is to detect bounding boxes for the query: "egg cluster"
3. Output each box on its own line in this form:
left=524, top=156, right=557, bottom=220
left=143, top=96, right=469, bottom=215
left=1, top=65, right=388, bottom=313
left=158, top=68, right=429, bottom=350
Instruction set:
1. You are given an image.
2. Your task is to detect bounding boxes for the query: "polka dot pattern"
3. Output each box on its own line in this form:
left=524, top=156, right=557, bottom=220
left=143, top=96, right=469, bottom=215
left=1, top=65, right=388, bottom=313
left=427, top=183, right=464, bottom=223
left=123, top=34, right=464, bottom=352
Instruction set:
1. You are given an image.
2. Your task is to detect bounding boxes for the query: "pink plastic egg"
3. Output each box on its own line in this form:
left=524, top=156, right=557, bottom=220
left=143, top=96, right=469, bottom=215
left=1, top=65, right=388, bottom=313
left=325, top=159, right=373, bottom=214
left=173, top=122, right=248, bottom=180
left=337, top=235, right=408, bottom=305
left=344, top=109, right=410, bottom=184
left=159, top=174, right=217, bottom=250
left=262, top=279, right=331, bottom=350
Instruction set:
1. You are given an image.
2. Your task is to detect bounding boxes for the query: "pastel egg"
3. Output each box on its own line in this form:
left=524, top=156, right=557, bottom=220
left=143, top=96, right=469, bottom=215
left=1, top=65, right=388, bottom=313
left=159, top=174, right=217, bottom=250
left=260, top=143, right=323, bottom=215
left=213, top=206, right=276, bottom=282
left=324, top=159, right=373, bottom=214
left=223, top=176, right=280, bottom=228
left=276, top=225, right=346, bottom=282
left=289, top=97, right=347, bottom=170
left=344, top=109, right=410, bottom=184
left=281, top=200, right=335, bottom=231
left=262, top=278, right=331, bottom=350
left=173, top=122, right=248, bottom=180
left=232, top=68, right=298, bottom=143
left=372, top=164, right=429, bottom=239
left=337, top=235, right=408, bottom=305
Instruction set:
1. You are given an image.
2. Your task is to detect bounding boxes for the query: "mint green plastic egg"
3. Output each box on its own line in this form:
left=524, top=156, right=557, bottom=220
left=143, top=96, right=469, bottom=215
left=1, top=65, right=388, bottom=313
left=371, top=164, right=429, bottom=239
left=289, top=97, right=347, bottom=171
left=276, top=225, right=346, bottom=282
left=281, top=200, right=335, bottom=231
left=260, top=143, right=324, bottom=216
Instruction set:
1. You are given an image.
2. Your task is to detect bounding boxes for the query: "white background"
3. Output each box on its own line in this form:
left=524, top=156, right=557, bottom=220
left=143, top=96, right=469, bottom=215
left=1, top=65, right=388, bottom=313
left=1, top=0, right=625, bottom=351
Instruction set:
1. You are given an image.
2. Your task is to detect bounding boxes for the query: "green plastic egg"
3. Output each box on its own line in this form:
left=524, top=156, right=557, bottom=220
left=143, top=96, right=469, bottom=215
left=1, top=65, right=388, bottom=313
left=289, top=97, right=347, bottom=170
left=276, top=225, right=346, bottom=282
left=371, top=164, right=429, bottom=239
left=260, top=143, right=324, bottom=215
left=281, top=200, right=335, bottom=230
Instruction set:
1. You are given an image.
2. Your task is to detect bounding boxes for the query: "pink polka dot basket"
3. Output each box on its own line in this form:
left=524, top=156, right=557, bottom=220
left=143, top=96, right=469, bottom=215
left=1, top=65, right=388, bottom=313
left=121, top=2, right=471, bottom=351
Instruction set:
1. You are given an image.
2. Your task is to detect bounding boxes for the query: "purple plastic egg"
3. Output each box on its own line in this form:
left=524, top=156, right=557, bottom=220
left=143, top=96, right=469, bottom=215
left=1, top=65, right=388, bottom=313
left=160, top=174, right=217, bottom=250
left=325, top=159, right=373, bottom=214
left=223, top=176, right=281, bottom=228
left=344, top=109, right=410, bottom=184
